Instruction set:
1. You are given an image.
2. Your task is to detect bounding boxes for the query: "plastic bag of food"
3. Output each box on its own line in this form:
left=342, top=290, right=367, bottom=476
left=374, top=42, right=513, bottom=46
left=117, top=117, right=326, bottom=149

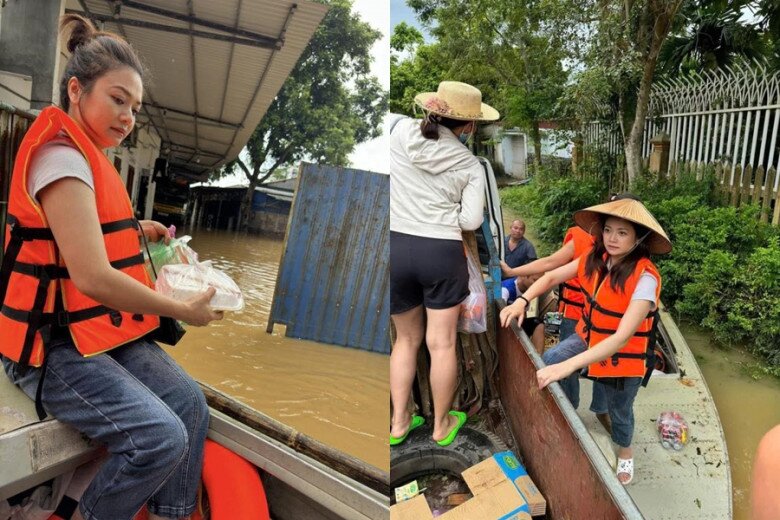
left=657, top=410, right=689, bottom=450
left=457, top=246, right=487, bottom=334
left=144, top=236, right=198, bottom=281
left=155, top=262, right=244, bottom=311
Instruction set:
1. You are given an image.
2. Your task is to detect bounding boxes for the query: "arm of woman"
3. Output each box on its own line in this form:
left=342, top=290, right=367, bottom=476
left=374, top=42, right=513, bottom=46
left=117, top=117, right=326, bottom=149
left=457, top=164, right=486, bottom=231
left=501, top=241, right=575, bottom=278
left=499, top=258, right=579, bottom=328
left=536, top=299, right=652, bottom=389
left=39, top=178, right=221, bottom=326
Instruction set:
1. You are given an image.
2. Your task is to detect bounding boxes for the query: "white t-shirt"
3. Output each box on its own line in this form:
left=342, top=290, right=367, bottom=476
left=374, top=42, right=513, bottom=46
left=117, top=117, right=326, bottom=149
left=631, top=272, right=658, bottom=310
left=27, top=135, right=94, bottom=202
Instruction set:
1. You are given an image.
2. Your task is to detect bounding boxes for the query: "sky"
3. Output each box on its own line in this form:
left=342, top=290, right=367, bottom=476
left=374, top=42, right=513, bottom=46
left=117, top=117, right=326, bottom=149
left=390, top=0, right=430, bottom=39
left=344, top=0, right=390, bottom=175
left=214, top=0, right=391, bottom=185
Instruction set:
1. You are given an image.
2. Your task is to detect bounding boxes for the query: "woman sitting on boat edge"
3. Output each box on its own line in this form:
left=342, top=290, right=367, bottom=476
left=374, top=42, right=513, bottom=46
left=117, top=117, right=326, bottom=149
left=0, top=14, right=222, bottom=520
left=499, top=196, right=672, bottom=485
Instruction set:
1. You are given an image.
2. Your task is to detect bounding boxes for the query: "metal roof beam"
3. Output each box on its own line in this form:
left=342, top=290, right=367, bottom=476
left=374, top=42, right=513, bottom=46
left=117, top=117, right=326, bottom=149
left=144, top=103, right=241, bottom=128
left=65, top=9, right=279, bottom=49
left=118, top=0, right=283, bottom=49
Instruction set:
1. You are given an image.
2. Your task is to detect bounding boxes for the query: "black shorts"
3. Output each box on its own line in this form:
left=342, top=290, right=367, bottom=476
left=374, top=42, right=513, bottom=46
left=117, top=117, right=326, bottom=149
left=390, top=231, right=469, bottom=314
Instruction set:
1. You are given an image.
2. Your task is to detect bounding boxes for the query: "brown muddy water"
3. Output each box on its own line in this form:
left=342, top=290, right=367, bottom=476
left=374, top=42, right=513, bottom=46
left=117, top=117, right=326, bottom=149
left=162, top=230, right=389, bottom=472
left=681, top=321, right=780, bottom=520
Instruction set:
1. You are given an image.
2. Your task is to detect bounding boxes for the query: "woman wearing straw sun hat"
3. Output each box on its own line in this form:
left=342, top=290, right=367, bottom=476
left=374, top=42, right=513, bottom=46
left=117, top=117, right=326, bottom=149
left=499, top=194, right=671, bottom=485
left=389, top=81, right=498, bottom=447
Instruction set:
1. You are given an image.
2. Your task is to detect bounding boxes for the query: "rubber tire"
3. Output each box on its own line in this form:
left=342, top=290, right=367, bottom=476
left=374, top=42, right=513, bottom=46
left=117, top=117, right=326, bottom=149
left=390, top=422, right=508, bottom=488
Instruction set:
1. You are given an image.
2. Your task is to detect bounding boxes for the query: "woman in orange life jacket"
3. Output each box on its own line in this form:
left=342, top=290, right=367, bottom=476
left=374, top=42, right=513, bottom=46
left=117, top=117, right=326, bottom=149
left=0, top=15, right=222, bottom=520
left=499, top=196, right=671, bottom=485
left=499, top=193, right=631, bottom=435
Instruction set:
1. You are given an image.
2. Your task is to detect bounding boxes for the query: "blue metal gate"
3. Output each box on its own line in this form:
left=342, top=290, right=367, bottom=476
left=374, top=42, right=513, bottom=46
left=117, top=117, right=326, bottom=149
left=267, top=163, right=390, bottom=354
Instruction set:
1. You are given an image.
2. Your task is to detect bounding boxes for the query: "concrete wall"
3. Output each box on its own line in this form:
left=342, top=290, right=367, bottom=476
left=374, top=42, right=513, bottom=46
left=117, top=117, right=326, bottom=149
left=0, top=71, right=32, bottom=109
left=0, top=0, right=64, bottom=109
left=249, top=211, right=288, bottom=235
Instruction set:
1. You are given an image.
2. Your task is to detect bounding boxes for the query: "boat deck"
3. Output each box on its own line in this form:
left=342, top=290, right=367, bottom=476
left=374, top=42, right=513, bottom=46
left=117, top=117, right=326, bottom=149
left=575, top=309, right=732, bottom=519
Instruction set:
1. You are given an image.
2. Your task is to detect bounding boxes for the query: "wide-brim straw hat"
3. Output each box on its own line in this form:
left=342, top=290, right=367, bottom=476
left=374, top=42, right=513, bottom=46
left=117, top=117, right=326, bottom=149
left=414, top=81, right=500, bottom=122
left=573, top=199, right=672, bottom=255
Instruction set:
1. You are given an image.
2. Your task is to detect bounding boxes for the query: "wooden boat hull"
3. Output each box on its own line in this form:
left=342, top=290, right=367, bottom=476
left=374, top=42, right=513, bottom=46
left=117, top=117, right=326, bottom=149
left=496, top=300, right=732, bottom=519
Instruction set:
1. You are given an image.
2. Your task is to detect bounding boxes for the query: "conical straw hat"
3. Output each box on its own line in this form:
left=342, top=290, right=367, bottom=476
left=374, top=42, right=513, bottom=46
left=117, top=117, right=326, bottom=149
left=414, top=81, right=499, bottom=122
left=573, top=198, right=672, bottom=255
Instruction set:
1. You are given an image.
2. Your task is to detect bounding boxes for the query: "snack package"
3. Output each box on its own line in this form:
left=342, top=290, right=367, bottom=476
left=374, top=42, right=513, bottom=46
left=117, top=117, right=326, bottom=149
left=144, top=235, right=198, bottom=281
left=156, top=262, right=244, bottom=311
left=657, top=410, right=689, bottom=450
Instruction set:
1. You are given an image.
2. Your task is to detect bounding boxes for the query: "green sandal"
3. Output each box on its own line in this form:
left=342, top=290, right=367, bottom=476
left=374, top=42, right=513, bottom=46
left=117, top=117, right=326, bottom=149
left=436, top=410, right=468, bottom=447
left=390, top=415, right=425, bottom=446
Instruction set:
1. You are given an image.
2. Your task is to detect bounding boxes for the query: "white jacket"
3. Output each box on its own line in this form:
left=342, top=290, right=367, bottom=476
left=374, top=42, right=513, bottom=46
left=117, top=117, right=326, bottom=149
left=389, top=118, right=485, bottom=241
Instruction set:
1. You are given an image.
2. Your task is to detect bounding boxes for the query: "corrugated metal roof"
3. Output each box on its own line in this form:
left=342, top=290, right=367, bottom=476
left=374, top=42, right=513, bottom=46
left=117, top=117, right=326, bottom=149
left=268, top=163, right=390, bottom=354
left=65, top=0, right=328, bottom=181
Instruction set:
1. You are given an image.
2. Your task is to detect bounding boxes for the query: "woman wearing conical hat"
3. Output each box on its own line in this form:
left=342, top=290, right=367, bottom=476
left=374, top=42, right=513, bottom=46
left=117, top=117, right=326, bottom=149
left=500, top=194, right=672, bottom=485
left=389, top=81, right=498, bottom=447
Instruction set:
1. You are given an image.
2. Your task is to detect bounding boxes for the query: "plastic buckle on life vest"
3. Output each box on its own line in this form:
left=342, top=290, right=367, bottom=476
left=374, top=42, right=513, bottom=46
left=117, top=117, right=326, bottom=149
left=57, top=311, right=71, bottom=327
left=132, top=313, right=144, bottom=322
left=109, top=310, right=122, bottom=327
left=611, top=355, right=619, bottom=367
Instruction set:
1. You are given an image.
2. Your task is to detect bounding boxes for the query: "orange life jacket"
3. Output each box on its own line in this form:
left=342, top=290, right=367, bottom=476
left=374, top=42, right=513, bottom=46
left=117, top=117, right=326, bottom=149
left=557, top=226, right=594, bottom=321
left=575, top=255, right=660, bottom=381
left=0, top=106, right=159, bottom=368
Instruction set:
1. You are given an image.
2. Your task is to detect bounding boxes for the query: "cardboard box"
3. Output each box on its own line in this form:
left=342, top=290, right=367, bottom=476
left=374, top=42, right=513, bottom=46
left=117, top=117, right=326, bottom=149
left=389, top=451, right=545, bottom=520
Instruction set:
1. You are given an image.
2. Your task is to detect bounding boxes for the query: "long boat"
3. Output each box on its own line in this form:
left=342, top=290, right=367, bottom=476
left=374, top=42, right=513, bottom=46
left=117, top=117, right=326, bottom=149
left=390, top=144, right=732, bottom=518
left=496, top=300, right=731, bottom=518
left=0, top=377, right=390, bottom=519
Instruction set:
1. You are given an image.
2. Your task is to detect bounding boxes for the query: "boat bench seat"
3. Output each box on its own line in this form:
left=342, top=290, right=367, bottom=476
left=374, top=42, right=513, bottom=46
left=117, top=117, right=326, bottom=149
left=0, top=374, right=98, bottom=500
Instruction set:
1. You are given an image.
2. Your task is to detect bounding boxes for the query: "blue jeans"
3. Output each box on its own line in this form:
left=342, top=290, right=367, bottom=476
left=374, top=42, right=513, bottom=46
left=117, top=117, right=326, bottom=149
left=542, top=333, right=641, bottom=447
left=2, top=338, right=208, bottom=520
left=548, top=324, right=607, bottom=414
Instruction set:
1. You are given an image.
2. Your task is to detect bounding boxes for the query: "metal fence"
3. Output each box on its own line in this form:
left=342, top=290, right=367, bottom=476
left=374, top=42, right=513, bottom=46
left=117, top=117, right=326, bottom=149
left=583, top=63, right=780, bottom=221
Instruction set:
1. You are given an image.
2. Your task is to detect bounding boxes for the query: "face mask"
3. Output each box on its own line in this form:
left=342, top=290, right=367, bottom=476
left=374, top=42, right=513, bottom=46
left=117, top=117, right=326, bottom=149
left=458, top=131, right=471, bottom=145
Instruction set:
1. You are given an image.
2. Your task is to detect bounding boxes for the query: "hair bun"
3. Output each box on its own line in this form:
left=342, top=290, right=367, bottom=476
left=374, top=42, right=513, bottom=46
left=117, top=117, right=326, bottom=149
left=61, top=14, right=98, bottom=53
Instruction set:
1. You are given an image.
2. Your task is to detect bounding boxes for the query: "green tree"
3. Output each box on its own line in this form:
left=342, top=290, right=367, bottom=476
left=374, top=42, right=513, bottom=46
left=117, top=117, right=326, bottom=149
left=389, top=23, right=448, bottom=115
left=658, top=0, right=766, bottom=76
left=219, top=0, right=387, bottom=230
left=404, top=0, right=571, bottom=170
left=565, top=0, right=685, bottom=184
left=757, top=0, right=780, bottom=69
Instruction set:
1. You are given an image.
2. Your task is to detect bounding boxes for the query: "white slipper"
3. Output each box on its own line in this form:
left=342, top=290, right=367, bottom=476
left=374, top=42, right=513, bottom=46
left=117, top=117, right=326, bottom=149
left=617, top=458, right=634, bottom=485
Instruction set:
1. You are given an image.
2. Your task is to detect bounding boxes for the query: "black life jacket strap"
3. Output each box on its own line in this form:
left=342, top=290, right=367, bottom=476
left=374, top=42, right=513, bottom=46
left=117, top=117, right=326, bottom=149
left=2, top=304, right=122, bottom=328
left=559, top=296, right=584, bottom=308
left=10, top=253, right=144, bottom=280
left=52, top=495, right=79, bottom=520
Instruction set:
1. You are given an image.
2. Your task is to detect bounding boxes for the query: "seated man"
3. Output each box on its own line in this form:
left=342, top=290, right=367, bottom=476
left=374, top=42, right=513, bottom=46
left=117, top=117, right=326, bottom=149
left=504, top=219, right=537, bottom=272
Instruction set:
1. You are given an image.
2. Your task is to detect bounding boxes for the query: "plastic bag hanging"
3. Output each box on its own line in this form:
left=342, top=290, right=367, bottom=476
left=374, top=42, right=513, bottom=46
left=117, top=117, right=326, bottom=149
left=457, top=244, right=487, bottom=334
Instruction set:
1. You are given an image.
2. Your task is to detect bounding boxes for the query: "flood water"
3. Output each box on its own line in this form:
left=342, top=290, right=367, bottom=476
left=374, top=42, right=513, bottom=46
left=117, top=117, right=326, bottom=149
left=162, top=230, right=389, bottom=472
left=681, top=322, right=780, bottom=520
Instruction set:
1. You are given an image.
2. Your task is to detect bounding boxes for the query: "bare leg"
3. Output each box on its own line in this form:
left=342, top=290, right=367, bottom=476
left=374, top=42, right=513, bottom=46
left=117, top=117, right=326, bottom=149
left=531, top=323, right=545, bottom=354
left=753, top=425, right=780, bottom=520
left=390, top=305, right=425, bottom=438
left=425, top=305, right=461, bottom=442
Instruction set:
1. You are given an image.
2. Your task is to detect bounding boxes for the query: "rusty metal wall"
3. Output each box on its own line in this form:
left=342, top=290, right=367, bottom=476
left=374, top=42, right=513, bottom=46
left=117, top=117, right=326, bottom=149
left=268, top=163, right=390, bottom=354
left=0, top=103, right=35, bottom=260
left=496, top=301, right=644, bottom=520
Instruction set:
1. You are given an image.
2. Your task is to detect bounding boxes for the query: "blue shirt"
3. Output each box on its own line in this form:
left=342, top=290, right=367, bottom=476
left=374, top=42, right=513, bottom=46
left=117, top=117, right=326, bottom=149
left=503, top=237, right=537, bottom=271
